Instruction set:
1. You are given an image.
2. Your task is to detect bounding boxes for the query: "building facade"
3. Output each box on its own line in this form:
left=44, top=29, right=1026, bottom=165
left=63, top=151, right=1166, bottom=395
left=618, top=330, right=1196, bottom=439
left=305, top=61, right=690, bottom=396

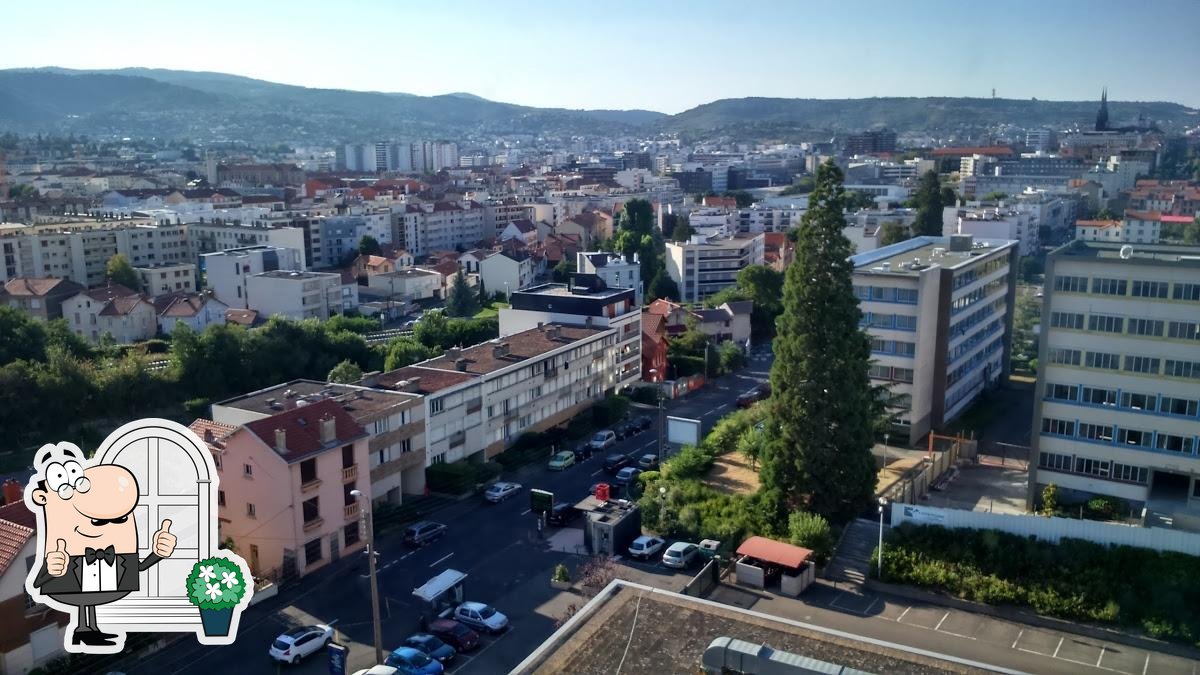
left=135, top=261, right=196, bottom=296
left=244, top=270, right=352, bottom=320
left=201, top=245, right=305, bottom=309
left=665, top=233, right=765, bottom=303
left=576, top=251, right=642, bottom=305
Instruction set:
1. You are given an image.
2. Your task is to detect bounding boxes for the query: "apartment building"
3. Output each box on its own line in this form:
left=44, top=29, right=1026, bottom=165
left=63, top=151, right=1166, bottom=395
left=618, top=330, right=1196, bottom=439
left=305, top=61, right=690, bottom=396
left=665, top=233, right=765, bottom=303
left=395, top=202, right=487, bottom=256
left=244, top=270, right=355, bottom=320
left=1030, top=241, right=1200, bottom=519
left=211, top=380, right=426, bottom=506
left=61, top=283, right=158, bottom=343
left=850, top=235, right=1018, bottom=445
left=190, top=399, right=369, bottom=579
left=480, top=251, right=536, bottom=298
left=375, top=322, right=623, bottom=465
left=1074, top=218, right=1160, bottom=244
left=735, top=205, right=805, bottom=234
left=201, top=244, right=305, bottom=309
left=135, top=261, right=196, bottom=296
left=577, top=251, right=641, bottom=304
left=943, top=205, right=1038, bottom=256
left=0, top=277, right=84, bottom=321
left=0, top=219, right=189, bottom=286
left=365, top=267, right=445, bottom=301
left=188, top=220, right=311, bottom=268
left=502, top=274, right=642, bottom=388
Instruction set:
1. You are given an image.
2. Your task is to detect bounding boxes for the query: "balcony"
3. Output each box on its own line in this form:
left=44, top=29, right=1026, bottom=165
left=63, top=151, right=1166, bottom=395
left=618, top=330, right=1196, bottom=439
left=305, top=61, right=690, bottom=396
left=344, top=503, right=360, bottom=520
left=341, top=465, right=357, bottom=482
left=302, top=517, right=324, bottom=533
left=300, top=478, right=321, bottom=493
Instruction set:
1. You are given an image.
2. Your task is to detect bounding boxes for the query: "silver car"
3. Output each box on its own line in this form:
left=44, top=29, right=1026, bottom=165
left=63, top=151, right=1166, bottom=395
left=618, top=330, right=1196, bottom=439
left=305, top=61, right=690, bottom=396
left=662, top=541, right=700, bottom=568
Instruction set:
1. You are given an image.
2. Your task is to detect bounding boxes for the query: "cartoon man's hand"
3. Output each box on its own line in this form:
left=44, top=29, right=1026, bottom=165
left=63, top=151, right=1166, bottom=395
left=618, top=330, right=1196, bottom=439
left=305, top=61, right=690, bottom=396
left=46, top=539, right=69, bottom=577
left=153, top=519, right=176, bottom=558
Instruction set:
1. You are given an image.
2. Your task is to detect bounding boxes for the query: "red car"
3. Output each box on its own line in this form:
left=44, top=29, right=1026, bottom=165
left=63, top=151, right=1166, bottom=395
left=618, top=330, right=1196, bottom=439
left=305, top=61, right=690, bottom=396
left=426, top=618, right=480, bottom=652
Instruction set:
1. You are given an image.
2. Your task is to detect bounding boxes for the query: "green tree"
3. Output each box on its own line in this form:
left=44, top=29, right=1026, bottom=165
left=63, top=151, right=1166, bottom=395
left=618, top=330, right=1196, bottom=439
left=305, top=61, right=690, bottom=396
left=1095, top=207, right=1118, bottom=220
left=787, top=511, right=834, bottom=565
left=880, top=221, right=908, bottom=246
left=667, top=214, right=694, bottom=242
left=761, top=160, right=877, bottom=524
left=0, top=306, right=48, bottom=365
left=647, top=270, right=680, bottom=302
left=384, top=337, right=434, bottom=370
left=843, top=191, right=875, bottom=211
left=44, top=318, right=92, bottom=360
left=941, top=186, right=960, bottom=207
left=724, top=190, right=753, bottom=208
left=105, top=254, right=141, bottom=291
left=911, top=170, right=944, bottom=237
left=713, top=264, right=784, bottom=339
left=781, top=175, right=817, bottom=196
left=327, top=359, right=363, bottom=384
left=552, top=259, right=576, bottom=283
left=982, top=191, right=1008, bottom=202
left=445, top=271, right=480, bottom=318
left=357, top=235, right=382, bottom=256
left=477, top=277, right=488, bottom=305
left=717, top=340, right=746, bottom=373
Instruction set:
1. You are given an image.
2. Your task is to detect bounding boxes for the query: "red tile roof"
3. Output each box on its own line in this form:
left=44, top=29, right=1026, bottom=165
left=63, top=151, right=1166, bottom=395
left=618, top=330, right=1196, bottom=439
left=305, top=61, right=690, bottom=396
left=2, top=277, right=83, bottom=297
left=226, top=308, right=260, bottom=326
left=98, top=295, right=149, bottom=317
left=641, top=312, right=665, bottom=341
left=188, top=419, right=239, bottom=451
left=0, top=501, right=36, bottom=577
left=375, top=366, right=477, bottom=395
left=736, top=536, right=812, bottom=569
left=243, top=398, right=367, bottom=463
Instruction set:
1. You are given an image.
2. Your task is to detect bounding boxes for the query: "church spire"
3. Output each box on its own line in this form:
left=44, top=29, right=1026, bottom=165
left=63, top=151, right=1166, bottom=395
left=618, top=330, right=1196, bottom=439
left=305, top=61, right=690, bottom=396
left=1095, top=86, right=1110, bottom=132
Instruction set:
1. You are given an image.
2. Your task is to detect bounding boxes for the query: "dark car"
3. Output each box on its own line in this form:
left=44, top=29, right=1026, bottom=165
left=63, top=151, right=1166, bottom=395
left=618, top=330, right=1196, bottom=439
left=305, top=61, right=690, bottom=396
left=426, top=619, right=480, bottom=652
left=736, top=389, right=762, bottom=408
left=403, top=521, right=447, bottom=546
left=548, top=502, right=581, bottom=526
left=632, top=415, right=653, bottom=432
left=615, top=421, right=639, bottom=440
left=572, top=443, right=593, bottom=462
left=402, top=633, right=456, bottom=664
left=603, top=453, right=631, bottom=473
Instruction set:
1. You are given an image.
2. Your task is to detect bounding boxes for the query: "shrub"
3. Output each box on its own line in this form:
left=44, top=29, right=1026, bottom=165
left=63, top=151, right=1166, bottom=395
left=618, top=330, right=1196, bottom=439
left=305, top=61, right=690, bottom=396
left=552, top=564, right=570, bottom=582
left=663, top=444, right=714, bottom=479
left=787, top=512, right=833, bottom=565
left=628, top=386, right=660, bottom=405
left=591, top=394, right=630, bottom=427
left=1040, top=483, right=1059, bottom=516
left=184, top=397, right=210, bottom=417
left=425, top=460, right=500, bottom=494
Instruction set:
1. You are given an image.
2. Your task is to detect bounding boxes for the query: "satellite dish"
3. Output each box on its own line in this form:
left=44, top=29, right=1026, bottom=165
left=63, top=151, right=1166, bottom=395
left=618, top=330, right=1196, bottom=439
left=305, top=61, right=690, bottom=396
left=1119, top=245, right=1133, bottom=260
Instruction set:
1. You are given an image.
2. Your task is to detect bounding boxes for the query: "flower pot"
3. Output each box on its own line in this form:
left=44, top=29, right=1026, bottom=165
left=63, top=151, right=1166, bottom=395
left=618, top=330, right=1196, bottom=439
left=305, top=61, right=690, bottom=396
left=550, top=579, right=571, bottom=591
left=199, top=607, right=234, bottom=636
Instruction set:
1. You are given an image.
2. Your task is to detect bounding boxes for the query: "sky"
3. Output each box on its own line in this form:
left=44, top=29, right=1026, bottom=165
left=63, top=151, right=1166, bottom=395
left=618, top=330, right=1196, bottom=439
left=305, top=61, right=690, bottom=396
left=6, top=0, right=1200, bottom=112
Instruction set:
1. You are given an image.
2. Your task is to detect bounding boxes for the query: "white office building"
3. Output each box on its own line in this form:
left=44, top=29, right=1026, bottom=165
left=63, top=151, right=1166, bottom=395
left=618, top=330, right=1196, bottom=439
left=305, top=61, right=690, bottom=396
left=665, top=233, right=765, bottom=303
left=243, top=270, right=353, bottom=320
left=202, top=245, right=305, bottom=309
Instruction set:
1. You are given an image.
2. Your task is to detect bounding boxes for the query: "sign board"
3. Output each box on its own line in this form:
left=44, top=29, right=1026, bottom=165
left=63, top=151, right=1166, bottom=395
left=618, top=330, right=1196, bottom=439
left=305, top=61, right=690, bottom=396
left=666, top=416, right=701, bottom=446
left=327, top=642, right=349, bottom=675
left=530, top=489, right=554, bottom=514
left=901, top=505, right=947, bottom=525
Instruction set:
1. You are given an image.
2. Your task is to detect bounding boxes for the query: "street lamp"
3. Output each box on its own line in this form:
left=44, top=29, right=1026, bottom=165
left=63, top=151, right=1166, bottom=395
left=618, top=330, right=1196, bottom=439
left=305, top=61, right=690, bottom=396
left=350, top=489, right=383, bottom=665
left=883, top=433, right=889, bottom=468
left=648, top=368, right=666, bottom=462
left=877, top=496, right=888, bottom=582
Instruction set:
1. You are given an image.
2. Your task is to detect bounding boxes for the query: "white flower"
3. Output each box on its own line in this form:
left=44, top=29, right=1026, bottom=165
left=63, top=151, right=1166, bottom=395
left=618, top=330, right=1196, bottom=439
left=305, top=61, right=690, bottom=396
left=204, top=582, right=222, bottom=601
left=221, top=571, right=239, bottom=588
left=198, top=565, right=217, bottom=582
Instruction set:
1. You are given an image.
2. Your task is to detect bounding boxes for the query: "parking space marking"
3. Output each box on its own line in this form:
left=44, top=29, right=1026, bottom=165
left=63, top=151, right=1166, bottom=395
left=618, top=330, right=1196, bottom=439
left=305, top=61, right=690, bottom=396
left=1143, top=654, right=1149, bottom=675
left=934, top=611, right=950, bottom=631
left=1011, top=629, right=1023, bottom=649
left=429, top=552, right=454, bottom=568
left=897, top=606, right=912, bottom=623
left=1052, top=637, right=1064, bottom=658
left=863, top=596, right=881, bottom=616
left=1099, top=646, right=1106, bottom=667
left=591, top=469, right=602, bottom=476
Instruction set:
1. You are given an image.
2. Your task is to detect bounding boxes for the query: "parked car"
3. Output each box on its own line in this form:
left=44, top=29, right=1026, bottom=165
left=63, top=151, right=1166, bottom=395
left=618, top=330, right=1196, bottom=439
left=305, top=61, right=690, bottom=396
left=632, top=415, right=653, bottom=432
left=453, top=601, right=509, bottom=634
left=403, top=521, right=447, bottom=546
left=269, top=624, right=333, bottom=664
left=572, top=443, right=593, bottom=462
left=401, top=633, right=456, bottom=664
left=426, top=618, right=480, bottom=652
left=613, top=466, right=642, bottom=486
left=603, top=453, right=631, bottom=473
left=628, top=535, right=666, bottom=560
left=484, top=481, right=522, bottom=503
left=352, top=667, right=401, bottom=675
left=588, top=430, right=617, bottom=451
left=547, top=450, right=576, bottom=471
left=384, top=646, right=444, bottom=675
left=736, top=389, right=761, bottom=408
left=662, top=541, right=701, bottom=569
left=615, top=421, right=639, bottom=439
left=637, top=454, right=659, bottom=471
left=548, top=502, right=581, bottom=526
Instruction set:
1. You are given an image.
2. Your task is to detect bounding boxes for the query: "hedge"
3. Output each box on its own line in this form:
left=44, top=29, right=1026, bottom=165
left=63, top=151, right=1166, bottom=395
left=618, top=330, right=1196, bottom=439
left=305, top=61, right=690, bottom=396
left=425, top=459, right=501, bottom=495
left=879, top=523, right=1200, bottom=646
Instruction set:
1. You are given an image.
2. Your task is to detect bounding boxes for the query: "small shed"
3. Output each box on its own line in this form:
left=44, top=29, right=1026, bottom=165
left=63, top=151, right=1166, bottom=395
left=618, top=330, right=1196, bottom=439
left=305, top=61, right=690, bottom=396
left=574, top=496, right=641, bottom=556
left=413, top=568, right=467, bottom=625
left=734, top=536, right=816, bottom=596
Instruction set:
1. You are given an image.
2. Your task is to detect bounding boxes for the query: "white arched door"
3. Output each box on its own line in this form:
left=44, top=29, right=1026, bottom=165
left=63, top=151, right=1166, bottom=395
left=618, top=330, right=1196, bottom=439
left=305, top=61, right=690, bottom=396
left=94, top=420, right=215, bottom=633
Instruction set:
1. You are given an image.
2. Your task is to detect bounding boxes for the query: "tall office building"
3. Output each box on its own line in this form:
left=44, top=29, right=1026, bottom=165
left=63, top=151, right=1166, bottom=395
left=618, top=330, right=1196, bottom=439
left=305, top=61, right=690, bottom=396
left=1030, top=241, right=1200, bottom=519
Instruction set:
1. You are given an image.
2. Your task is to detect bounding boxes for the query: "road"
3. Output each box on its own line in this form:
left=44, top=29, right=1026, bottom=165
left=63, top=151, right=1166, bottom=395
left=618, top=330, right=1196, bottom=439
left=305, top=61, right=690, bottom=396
left=119, top=354, right=773, bottom=675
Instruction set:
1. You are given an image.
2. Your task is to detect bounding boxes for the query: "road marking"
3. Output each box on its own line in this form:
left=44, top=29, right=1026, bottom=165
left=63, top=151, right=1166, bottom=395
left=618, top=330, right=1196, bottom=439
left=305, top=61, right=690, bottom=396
left=520, top=509, right=531, bottom=515
left=591, top=469, right=602, bottom=476
left=934, top=612, right=950, bottom=631
left=864, top=596, right=881, bottom=615
left=641, top=441, right=655, bottom=451
left=430, top=552, right=454, bottom=568
left=1011, top=629, right=1023, bottom=649
left=1052, top=636, right=1064, bottom=658
left=1141, top=654, right=1149, bottom=675
left=400, top=551, right=413, bottom=560
left=897, top=606, right=912, bottom=623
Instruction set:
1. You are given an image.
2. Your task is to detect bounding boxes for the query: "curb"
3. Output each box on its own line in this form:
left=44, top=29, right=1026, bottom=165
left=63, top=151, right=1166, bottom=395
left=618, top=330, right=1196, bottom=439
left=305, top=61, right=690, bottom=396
left=864, top=579, right=1200, bottom=661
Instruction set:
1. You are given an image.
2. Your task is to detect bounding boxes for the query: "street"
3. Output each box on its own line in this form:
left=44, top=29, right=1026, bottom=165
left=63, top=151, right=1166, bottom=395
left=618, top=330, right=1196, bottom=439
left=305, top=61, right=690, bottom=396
left=120, top=354, right=773, bottom=674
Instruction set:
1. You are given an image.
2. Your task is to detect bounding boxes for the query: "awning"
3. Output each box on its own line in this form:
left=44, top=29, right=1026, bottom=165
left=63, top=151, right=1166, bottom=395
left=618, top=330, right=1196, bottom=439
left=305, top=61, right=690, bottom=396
left=735, top=536, right=812, bottom=569
left=412, top=569, right=467, bottom=603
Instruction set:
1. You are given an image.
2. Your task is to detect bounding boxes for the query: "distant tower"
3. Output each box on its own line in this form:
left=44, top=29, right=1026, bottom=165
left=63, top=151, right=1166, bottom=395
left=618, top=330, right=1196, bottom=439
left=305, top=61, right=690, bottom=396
left=1095, top=87, right=1110, bottom=132
left=991, top=88, right=996, bottom=100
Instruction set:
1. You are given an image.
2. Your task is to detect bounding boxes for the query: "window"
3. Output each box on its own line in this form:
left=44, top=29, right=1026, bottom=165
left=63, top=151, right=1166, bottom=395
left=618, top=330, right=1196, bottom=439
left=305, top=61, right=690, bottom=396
left=246, top=503, right=257, bottom=518
left=342, top=444, right=355, bottom=469
left=1168, top=321, right=1199, bottom=340
left=1123, top=356, right=1160, bottom=375
left=212, top=453, right=222, bottom=470
left=1116, top=428, right=1153, bottom=447
left=1039, top=451, right=1073, bottom=472
left=302, top=497, right=320, bottom=523
left=486, top=405, right=494, bottom=418
left=1131, top=280, right=1168, bottom=298
left=1044, top=383, right=1078, bottom=401
left=1074, top=457, right=1110, bottom=477
left=893, top=368, right=914, bottom=383
left=1088, top=314, right=1125, bottom=333
left=344, top=483, right=356, bottom=506
left=304, top=539, right=323, bottom=567
left=1127, top=318, right=1164, bottom=337
left=1048, top=348, right=1081, bottom=366
left=1050, top=312, right=1084, bottom=329
left=430, top=397, right=445, bottom=415
left=1041, top=418, right=1075, bottom=436
left=1082, top=386, right=1117, bottom=406
left=1120, top=392, right=1154, bottom=410
left=1078, top=423, right=1113, bottom=442
left=1164, top=359, right=1200, bottom=379
left=1091, top=278, right=1127, bottom=296
left=895, top=315, right=917, bottom=330
left=1155, top=434, right=1194, bottom=454
left=1053, top=275, right=1087, bottom=293
left=1159, top=396, right=1198, bottom=417
left=1113, top=463, right=1148, bottom=484
left=300, top=458, right=317, bottom=484
left=244, top=463, right=253, bottom=478
left=1085, top=351, right=1120, bottom=370
left=1172, top=282, right=1200, bottom=301
left=895, top=288, right=918, bottom=304
left=868, top=364, right=891, bottom=379
left=344, top=522, right=360, bottom=546
left=217, top=490, right=226, bottom=507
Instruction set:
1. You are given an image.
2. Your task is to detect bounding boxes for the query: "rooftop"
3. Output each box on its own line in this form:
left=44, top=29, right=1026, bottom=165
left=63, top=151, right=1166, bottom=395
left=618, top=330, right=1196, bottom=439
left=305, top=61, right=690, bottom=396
left=515, top=275, right=630, bottom=301
left=416, top=324, right=607, bottom=376
left=253, top=270, right=339, bottom=281
left=375, top=267, right=442, bottom=279
left=0, top=501, right=36, bottom=577
left=851, top=236, right=1016, bottom=277
left=242, top=398, right=367, bottom=463
left=1052, top=240, right=1200, bottom=266
left=216, top=379, right=418, bottom=419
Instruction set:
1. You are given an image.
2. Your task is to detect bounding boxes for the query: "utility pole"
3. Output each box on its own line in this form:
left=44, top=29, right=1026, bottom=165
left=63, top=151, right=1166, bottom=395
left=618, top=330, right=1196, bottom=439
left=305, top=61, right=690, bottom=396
left=351, top=489, right=383, bottom=664
left=658, top=390, right=666, bottom=462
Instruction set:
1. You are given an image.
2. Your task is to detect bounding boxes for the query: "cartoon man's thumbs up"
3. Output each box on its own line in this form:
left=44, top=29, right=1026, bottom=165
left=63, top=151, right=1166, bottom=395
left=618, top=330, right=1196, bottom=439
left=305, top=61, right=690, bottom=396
left=152, top=519, right=176, bottom=558
left=46, top=538, right=69, bottom=577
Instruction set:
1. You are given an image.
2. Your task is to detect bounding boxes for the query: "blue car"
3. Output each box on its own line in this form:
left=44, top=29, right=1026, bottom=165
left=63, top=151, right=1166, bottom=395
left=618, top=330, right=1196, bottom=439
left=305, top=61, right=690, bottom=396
left=402, top=633, right=456, bottom=664
left=384, top=646, right=444, bottom=675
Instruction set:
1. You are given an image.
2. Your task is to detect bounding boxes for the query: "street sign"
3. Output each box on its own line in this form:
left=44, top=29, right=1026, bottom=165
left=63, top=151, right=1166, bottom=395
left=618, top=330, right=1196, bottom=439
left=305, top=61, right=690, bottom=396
left=666, top=416, right=701, bottom=446
left=327, top=642, right=349, bottom=675
left=530, top=488, right=554, bottom=514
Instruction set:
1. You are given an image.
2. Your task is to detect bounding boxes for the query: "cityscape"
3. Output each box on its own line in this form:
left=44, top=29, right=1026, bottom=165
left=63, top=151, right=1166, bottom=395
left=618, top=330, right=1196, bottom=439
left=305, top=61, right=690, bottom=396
left=1, top=2, right=1199, bottom=674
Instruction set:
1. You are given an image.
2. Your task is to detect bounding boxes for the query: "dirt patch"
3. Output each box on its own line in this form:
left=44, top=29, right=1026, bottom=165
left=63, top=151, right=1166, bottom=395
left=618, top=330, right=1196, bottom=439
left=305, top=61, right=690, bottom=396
left=702, top=451, right=761, bottom=495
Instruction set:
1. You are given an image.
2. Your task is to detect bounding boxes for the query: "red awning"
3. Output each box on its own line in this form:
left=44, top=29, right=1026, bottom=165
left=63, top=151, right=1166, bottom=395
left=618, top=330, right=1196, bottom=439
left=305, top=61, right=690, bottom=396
left=736, top=536, right=812, bottom=569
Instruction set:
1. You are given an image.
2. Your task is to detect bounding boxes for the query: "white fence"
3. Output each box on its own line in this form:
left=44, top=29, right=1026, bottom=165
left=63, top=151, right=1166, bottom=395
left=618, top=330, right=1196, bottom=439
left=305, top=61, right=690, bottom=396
left=891, top=503, right=1200, bottom=557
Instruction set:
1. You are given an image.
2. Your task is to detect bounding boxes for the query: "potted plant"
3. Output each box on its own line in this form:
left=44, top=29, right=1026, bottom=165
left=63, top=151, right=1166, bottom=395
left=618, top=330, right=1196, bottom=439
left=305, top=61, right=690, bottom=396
left=550, top=563, right=571, bottom=590
left=186, top=556, right=248, bottom=636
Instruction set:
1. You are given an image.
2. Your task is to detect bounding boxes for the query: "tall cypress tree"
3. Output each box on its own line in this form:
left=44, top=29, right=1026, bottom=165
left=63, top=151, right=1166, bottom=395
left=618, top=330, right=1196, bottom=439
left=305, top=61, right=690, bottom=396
left=911, top=170, right=944, bottom=237
left=762, top=160, right=876, bottom=524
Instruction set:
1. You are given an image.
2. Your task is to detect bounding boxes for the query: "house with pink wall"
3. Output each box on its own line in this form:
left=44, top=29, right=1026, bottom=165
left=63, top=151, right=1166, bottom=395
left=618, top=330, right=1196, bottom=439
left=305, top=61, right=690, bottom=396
left=190, top=398, right=369, bottom=581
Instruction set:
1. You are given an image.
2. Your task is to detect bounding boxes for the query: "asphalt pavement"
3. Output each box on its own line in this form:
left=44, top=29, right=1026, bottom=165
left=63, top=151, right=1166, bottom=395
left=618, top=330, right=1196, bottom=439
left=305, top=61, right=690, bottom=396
left=117, top=354, right=773, bottom=675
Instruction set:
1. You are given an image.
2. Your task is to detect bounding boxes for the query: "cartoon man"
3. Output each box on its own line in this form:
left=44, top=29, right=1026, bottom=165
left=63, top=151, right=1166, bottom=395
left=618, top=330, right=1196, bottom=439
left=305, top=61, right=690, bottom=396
left=28, top=442, right=176, bottom=647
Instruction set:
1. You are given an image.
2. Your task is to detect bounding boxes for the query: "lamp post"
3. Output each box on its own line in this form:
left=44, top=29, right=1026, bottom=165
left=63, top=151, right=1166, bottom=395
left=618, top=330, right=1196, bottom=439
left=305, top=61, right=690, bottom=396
left=877, top=496, right=888, bottom=582
left=883, top=432, right=889, bottom=468
left=350, top=489, right=383, bottom=665
left=504, top=281, right=510, bottom=302
left=649, top=368, right=666, bottom=462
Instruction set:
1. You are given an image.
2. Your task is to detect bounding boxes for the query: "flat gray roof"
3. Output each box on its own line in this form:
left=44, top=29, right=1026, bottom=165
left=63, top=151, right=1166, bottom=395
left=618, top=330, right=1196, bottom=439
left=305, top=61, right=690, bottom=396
left=852, top=236, right=1015, bottom=277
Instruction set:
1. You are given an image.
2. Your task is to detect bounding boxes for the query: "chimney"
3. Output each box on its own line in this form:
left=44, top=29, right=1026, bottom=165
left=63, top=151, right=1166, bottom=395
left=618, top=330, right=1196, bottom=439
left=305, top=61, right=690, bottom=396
left=203, top=428, right=215, bottom=443
left=274, top=428, right=287, bottom=453
left=2, top=479, right=22, bottom=505
left=492, top=342, right=510, bottom=358
left=320, top=415, right=337, bottom=444
left=445, top=347, right=461, bottom=361
left=544, top=324, right=561, bottom=340
left=361, top=370, right=382, bottom=388
left=454, top=358, right=469, bottom=371
left=398, top=377, right=422, bottom=393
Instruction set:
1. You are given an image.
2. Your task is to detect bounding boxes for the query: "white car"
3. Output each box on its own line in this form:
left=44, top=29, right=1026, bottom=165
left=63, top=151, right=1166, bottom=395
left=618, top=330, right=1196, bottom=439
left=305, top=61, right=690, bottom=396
left=453, top=601, right=509, bottom=634
left=662, top=541, right=700, bottom=569
left=352, top=668, right=400, bottom=675
left=269, top=624, right=333, bottom=664
left=628, top=535, right=666, bottom=560
left=588, top=430, right=617, bottom=451
left=484, top=481, right=522, bottom=503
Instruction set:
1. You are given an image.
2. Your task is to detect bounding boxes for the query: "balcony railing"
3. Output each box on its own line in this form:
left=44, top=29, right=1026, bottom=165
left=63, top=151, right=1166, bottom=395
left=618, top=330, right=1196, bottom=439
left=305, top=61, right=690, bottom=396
left=302, top=517, right=324, bottom=532
left=344, top=503, right=360, bottom=520
left=300, top=478, right=321, bottom=493
left=342, top=465, right=357, bottom=482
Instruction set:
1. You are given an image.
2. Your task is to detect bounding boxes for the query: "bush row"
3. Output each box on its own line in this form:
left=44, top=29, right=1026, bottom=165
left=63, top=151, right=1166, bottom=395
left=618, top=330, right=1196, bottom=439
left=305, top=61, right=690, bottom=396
left=425, top=459, right=502, bottom=495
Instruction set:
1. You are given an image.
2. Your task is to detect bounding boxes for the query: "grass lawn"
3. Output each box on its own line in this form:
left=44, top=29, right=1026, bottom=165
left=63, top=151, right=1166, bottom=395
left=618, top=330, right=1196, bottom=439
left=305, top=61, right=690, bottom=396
left=701, top=450, right=761, bottom=495
left=474, top=301, right=509, bottom=319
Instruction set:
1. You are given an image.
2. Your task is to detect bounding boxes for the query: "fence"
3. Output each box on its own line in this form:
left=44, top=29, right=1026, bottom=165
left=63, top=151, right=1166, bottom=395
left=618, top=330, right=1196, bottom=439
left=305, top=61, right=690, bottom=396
left=878, top=438, right=962, bottom=505
left=891, top=502, right=1200, bottom=557
left=681, top=556, right=731, bottom=598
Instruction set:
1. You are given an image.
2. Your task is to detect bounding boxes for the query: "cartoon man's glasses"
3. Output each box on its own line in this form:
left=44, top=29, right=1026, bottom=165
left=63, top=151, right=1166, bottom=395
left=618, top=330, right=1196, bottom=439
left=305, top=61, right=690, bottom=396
left=44, top=460, right=91, bottom=500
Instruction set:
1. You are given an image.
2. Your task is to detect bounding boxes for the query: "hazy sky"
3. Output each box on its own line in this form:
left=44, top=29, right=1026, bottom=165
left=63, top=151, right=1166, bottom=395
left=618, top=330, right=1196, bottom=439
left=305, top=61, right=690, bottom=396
left=7, top=0, right=1199, bottom=112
